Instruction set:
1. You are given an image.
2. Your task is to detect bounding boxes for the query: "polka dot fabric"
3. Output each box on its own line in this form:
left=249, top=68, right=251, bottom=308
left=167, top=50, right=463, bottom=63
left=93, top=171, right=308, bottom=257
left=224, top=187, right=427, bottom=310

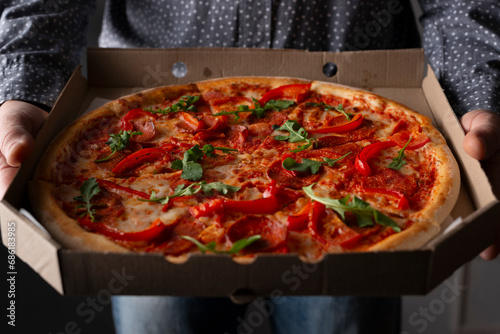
left=1, top=0, right=498, bottom=115
left=420, top=0, right=500, bottom=116
left=0, top=0, right=95, bottom=107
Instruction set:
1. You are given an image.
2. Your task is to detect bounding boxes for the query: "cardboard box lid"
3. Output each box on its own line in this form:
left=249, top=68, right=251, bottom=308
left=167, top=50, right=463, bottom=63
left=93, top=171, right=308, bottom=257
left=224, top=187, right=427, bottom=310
left=1, top=48, right=498, bottom=297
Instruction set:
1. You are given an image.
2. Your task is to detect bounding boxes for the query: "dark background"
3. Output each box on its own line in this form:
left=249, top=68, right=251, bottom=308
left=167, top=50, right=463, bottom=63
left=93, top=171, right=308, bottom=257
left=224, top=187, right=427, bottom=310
left=2, top=244, right=116, bottom=334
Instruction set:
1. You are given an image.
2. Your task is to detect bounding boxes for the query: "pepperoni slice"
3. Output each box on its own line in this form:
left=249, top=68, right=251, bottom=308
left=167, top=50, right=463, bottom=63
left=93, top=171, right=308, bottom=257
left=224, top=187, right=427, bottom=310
left=227, top=216, right=287, bottom=253
left=390, top=127, right=430, bottom=150
left=267, top=160, right=321, bottom=190
left=362, top=168, right=418, bottom=198
left=119, top=109, right=157, bottom=142
left=146, top=220, right=205, bottom=255
left=130, top=119, right=156, bottom=142
left=92, top=191, right=125, bottom=223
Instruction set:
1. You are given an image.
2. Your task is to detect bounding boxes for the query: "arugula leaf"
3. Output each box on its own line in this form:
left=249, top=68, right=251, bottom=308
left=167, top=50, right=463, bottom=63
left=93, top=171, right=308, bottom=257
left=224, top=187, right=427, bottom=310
left=282, top=152, right=351, bottom=174
left=273, top=120, right=315, bottom=152
left=201, top=144, right=238, bottom=158
left=302, top=184, right=401, bottom=232
left=94, top=130, right=142, bottom=162
left=148, top=95, right=200, bottom=114
left=213, top=98, right=294, bottom=120
left=306, top=102, right=351, bottom=120
left=388, top=136, right=412, bottom=170
left=180, top=235, right=261, bottom=254
left=323, top=152, right=353, bottom=166
left=140, top=182, right=240, bottom=204
left=73, top=178, right=101, bottom=222
left=199, top=181, right=241, bottom=195
left=282, top=158, right=323, bottom=174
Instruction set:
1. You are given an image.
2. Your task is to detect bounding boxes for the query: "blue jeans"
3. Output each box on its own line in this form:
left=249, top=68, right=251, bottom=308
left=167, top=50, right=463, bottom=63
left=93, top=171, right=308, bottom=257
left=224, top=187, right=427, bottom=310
left=112, top=296, right=400, bottom=334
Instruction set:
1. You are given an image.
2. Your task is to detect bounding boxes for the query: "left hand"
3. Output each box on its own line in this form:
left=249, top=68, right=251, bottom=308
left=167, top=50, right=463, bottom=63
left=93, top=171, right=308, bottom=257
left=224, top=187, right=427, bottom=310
left=460, top=109, right=500, bottom=260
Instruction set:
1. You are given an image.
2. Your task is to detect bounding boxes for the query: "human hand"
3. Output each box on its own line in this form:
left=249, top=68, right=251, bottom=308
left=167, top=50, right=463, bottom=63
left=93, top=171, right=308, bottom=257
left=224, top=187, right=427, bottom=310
left=460, top=109, right=500, bottom=260
left=0, top=100, right=48, bottom=199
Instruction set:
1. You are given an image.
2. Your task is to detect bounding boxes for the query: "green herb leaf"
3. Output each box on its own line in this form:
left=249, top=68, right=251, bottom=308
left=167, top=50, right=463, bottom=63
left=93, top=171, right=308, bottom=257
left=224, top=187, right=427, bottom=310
left=388, top=137, right=412, bottom=170
left=148, top=95, right=200, bottom=114
left=180, top=236, right=217, bottom=253
left=180, top=235, right=261, bottom=254
left=172, top=144, right=205, bottom=181
left=282, top=157, right=324, bottom=174
left=73, top=178, right=101, bottom=222
left=227, top=235, right=262, bottom=253
left=273, top=120, right=315, bottom=152
left=282, top=152, right=351, bottom=174
left=139, top=182, right=240, bottom=204
left=302, top=184, right=401, bottom=232
left=182, top=161, right=204, bottom=181
left=94, top=130, right=142, bottom=162
left=323, top=152, right=352, bottom=166
left=201, top=144, right=238, bottom=158
left=213, top=98, right=294, bottom=120
left=199, top=181, right=241, bottom=196
left=306, top=102, right=351, bottom=120
left=171, top=159, right=184, bottom=170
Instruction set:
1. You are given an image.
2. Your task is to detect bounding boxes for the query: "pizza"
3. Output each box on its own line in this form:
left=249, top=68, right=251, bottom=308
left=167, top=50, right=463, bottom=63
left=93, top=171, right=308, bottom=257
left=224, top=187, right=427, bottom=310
left=29, top=77, right=460, bottom=260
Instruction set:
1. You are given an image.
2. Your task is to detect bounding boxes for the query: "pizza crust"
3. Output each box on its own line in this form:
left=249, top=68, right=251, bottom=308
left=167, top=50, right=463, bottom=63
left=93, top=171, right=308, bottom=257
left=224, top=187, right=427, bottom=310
left=368, top=220, right=440, bottom=251
left=29, top=180, right=130, bottom=253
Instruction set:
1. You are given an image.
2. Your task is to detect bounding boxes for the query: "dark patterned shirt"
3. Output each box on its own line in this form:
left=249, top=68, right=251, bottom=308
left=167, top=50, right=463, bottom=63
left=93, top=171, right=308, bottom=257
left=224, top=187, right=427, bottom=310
left=0, top=0, right=498, bottom=115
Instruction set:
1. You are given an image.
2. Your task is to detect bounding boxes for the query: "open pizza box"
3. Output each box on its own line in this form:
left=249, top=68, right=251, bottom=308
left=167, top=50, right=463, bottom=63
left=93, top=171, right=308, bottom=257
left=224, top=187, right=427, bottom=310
left=1, top=48, right=498, bottom=298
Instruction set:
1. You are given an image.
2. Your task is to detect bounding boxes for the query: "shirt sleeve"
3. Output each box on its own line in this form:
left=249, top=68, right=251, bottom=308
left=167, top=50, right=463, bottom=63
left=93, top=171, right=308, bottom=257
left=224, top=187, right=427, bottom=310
left=0, top=0, right=95, bottom=107
left=418, top=0, right=500, bottom=116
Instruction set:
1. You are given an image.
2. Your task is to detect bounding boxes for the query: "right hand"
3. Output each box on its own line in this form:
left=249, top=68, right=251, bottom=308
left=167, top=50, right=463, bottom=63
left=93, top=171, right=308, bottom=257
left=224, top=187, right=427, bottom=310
left=0, top=100, right=49, bottom=199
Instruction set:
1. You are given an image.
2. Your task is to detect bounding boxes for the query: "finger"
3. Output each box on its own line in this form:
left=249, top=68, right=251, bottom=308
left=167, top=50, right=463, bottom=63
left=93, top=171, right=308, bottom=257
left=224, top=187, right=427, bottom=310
left=0, top=101, right=48, bottom=167
left=0, top=153, right=20, bottom=199
left=1, top=127, right=36, bottom=167
left=461, top=110, right=500, bottom=160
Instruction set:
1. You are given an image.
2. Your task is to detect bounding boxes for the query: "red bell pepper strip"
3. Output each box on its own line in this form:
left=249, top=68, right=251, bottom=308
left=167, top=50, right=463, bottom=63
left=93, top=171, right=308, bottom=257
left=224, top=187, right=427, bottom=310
left=223, top=182, right=281, bottom=215
left=340, top=234, right=364, bottom=249
left=78, top=217, right=169, bottom=242
left=286, top=202, right=312, bottom=231
left=308, top=114, right=364, bottom=134
left=112, top=148, right=170, bottom=174
left=355, top=141, right=397, bottom=176
left=361, top=187, right=410, bottom=210
left=308, top=201, right=328, bottom=245
left=179, top=111, right=207, bottom=132
left=96, top=179, right=150, bottom=200
left=189, top=199, right=224, bottom=218
left=258, top=83, right=311, bottom=106
left=223, top=195, right=280, bottom=215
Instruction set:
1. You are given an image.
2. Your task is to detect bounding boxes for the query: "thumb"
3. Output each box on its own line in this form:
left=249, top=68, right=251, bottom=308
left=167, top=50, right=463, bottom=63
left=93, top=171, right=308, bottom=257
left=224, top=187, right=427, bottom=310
left=0, top=100, right=49, bottom=167
left=460, top=109, right=500, bottom=160
left=1, top=127, right=36, bottom=167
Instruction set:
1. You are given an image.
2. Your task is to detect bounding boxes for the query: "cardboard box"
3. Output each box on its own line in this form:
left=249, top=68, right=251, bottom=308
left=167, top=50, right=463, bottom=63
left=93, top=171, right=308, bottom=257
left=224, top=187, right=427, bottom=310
left=1, top=48, right=498, bottom=298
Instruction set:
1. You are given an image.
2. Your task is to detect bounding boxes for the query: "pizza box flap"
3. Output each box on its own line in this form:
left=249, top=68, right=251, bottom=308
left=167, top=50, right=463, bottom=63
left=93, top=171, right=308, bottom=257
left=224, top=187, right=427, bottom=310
left=86, top=47, right=425, bottom=89
left=1, top=48, right=498, bottom=297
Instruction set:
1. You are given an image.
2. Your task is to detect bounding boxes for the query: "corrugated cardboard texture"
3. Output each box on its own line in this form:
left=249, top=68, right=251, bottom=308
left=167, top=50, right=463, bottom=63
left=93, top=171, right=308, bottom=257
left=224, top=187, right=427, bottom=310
left=1, top=48, right=498, bottom=297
